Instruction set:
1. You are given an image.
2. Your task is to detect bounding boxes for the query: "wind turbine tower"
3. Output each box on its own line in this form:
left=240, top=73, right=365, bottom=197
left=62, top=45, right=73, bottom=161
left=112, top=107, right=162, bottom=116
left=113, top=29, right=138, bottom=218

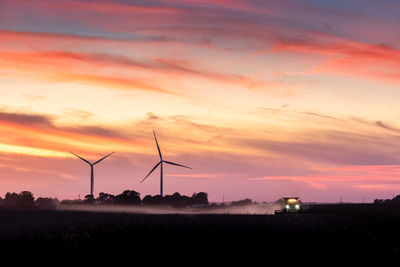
left=71, top=151, right=114, bottom=197
left=141, top=131, right=191, bottom=196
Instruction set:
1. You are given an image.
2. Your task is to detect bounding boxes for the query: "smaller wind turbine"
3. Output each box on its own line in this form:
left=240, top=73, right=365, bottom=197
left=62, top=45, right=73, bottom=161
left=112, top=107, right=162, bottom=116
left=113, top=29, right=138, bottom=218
left=141, top=131, right=191, bottom=196
left=71, top=151, right=114, bottom=197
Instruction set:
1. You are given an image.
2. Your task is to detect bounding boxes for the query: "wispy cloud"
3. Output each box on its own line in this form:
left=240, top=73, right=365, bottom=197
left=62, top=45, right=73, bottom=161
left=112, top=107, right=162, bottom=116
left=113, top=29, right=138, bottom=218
left=0, top=109, right=145, bottom=156
left=0, top=46, right=285, bottom=94
left=273, top=34, right=400, bottom=84
left=249, top=164, right=400, bottom=191
left=166, top=172, right=244, bottom=179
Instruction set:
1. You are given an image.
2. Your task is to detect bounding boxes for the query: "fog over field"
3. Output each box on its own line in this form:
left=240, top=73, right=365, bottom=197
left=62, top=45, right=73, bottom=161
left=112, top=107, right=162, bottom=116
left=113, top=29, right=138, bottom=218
left=57, top=203, right=282, bottom=215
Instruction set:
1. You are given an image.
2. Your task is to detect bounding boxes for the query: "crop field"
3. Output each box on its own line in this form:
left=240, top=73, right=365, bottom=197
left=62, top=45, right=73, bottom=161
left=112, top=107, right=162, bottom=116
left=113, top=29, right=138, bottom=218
left=1, top=204, right=400, bottom=259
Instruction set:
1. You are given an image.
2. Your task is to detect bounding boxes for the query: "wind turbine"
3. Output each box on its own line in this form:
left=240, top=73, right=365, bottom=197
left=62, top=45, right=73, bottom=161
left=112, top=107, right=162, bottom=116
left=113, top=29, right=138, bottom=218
left=70, top=151, right=114, bottom=197
left=140, top=131, right=191, bottom=196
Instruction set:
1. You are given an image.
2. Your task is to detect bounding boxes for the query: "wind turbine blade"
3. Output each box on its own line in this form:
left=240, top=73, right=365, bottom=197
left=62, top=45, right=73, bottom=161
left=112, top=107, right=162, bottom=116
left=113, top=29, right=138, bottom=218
left=163, top=160, right=192, bottom=169
left=70, top=152, right=91, bottom=165
left=93, top=152, right=115, bottom=165
left=153, top=130, right=162, bottom=160
left=140, top=161, right=161, bottom=183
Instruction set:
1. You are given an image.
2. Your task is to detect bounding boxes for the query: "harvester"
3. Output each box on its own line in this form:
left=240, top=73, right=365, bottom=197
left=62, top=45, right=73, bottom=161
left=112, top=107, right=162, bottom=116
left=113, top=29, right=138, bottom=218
left=274, top=197, right=301, bottom=214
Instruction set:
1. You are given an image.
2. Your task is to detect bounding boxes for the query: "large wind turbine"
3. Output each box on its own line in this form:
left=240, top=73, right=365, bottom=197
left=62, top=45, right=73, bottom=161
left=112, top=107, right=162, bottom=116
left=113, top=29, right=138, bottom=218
left=71, top=151, right=114, bottom=197
left=140, top=131, right=191, bottom=196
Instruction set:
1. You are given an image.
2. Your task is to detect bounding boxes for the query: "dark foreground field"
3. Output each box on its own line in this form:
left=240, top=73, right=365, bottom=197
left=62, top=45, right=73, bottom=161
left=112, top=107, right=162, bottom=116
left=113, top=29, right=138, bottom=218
left=1, top=204, right=400, bottom=259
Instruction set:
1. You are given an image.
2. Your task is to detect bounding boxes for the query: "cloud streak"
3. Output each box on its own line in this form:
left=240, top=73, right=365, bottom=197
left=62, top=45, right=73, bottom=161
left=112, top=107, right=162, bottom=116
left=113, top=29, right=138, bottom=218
left=249, top=164, right=400, bottom=192
left=0, top=109, right=147, bottom=157
left=272, top=34, right=400, bottom=84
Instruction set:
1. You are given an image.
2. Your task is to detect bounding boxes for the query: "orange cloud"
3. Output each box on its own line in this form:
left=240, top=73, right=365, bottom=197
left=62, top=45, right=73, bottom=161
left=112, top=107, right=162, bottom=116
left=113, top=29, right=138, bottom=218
left=0, top=110, right=148, bottom=157
left=0, top=46, right=285, bottom=93
left=0, top=110, right=259, bottom=160
left=0, top=50, right=175, bottom=94
left=46, top=73, right=173, bottom=94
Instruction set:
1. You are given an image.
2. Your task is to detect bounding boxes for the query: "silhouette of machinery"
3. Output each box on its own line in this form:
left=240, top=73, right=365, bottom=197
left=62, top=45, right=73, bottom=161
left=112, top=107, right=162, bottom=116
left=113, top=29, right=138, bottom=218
left=275, top=197, right=301, bottom=214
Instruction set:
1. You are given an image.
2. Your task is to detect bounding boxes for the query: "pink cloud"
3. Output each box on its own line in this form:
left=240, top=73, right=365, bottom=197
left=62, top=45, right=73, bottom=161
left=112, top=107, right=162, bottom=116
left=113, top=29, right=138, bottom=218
left=1, top=0, right=182, bottom=15
left=249, top=164, right=400, bottom=192
left=166, top=173, right=244, bottom=179
left=272, top=34, right=400, bottom=84
left=0, top=39, right=287, bottom=93
left=167, top=0, right=270, bottom=14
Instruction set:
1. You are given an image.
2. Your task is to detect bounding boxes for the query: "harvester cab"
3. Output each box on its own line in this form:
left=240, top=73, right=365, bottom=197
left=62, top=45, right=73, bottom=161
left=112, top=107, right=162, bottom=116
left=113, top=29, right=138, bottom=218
left=275, top=197, right=301, bottom=214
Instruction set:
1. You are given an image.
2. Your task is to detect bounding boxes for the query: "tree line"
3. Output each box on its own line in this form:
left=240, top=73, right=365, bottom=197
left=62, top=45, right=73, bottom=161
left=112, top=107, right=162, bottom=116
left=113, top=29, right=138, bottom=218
left=374, top=195, right=400, bottom=205
left=0, top=190, right=209, bottom=209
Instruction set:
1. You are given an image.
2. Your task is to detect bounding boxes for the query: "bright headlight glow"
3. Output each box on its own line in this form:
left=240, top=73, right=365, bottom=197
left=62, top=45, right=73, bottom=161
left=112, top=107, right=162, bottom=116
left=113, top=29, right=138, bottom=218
left=295, top=204, right=300, bottom=209
left=285, top=204, right=290, bottom=209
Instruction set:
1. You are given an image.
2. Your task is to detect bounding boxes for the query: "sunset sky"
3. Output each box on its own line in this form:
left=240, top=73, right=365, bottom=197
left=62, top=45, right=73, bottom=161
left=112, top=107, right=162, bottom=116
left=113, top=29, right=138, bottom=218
left=1, top=0, right=400, bottom=202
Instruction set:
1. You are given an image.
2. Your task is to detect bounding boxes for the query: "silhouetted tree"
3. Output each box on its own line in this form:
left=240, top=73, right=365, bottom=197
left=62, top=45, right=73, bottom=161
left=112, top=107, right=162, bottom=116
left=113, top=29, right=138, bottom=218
left=391, top=195, right=400, bottom=204
left=97, top=192, right=115, bottom=205
left=19, top=191, right=35, bottom=208
left=84, top=194, right=95, bottom=204
left=164, top=192, right=191, bottom=207
left=142, top=195, right=164, bottom=205
left=191, top=192, right=209, bottom=206
left=114, top=190, right=141, bottom=205
left=142, top=195, right=153, bottom=205
left=3, top=191, right=35, bottom=208
left=4, top=192, right=19, bottom=207
left=374, top=195, right=400, bottom=205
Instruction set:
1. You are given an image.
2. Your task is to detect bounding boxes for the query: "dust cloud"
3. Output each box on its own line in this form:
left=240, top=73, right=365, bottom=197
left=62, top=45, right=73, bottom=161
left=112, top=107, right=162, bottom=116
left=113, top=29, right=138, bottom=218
left=57, top=203, right=281, bottom=215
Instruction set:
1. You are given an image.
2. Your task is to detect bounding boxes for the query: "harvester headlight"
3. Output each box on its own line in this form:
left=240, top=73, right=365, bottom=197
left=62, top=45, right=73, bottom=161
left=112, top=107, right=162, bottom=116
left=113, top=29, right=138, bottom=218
left=295, top=204, right=300, bottom=210
left=285, top=204, right=290, bottom=210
